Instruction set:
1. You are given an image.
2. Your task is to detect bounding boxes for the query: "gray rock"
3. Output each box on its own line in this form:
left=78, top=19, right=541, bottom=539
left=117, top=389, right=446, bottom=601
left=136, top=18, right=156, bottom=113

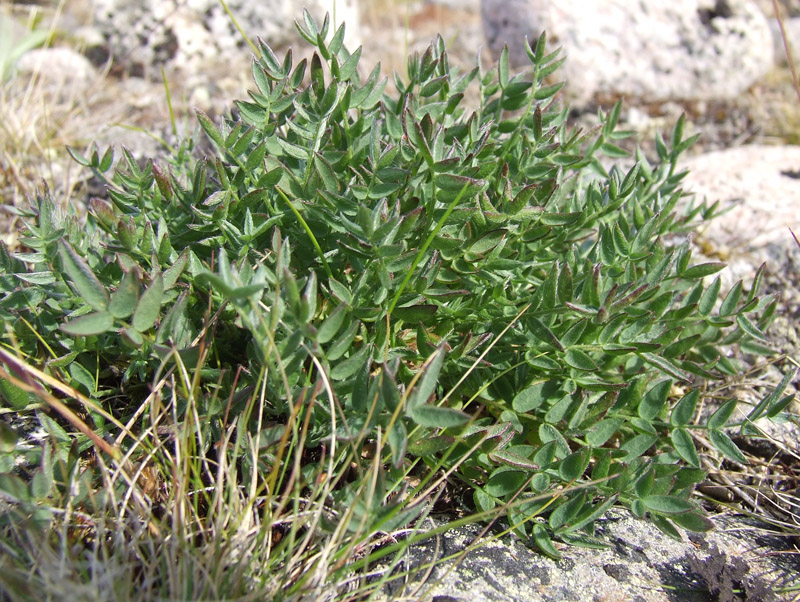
left=15, top=47, right=98, bottom=90
left=768, top=16, right=800, bottom=66
left=481, top=0, right=774, bottom=106
left=681, top=144, right=800, bottom=286
left=372, top=510, right=795, bottom=601
left=89, top=0, right=360, bottom=79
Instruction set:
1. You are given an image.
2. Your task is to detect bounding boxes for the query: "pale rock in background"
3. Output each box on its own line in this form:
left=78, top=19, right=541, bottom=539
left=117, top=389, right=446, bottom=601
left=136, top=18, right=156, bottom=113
left=481, top=0, right=774, bottom=106
left=768, top=16, right=800, bottom=66
left=682, top=144, right=800, bottom=285
left=89, top=0, right=360, bottom=79
left=16, top=47, right=98, bottom=90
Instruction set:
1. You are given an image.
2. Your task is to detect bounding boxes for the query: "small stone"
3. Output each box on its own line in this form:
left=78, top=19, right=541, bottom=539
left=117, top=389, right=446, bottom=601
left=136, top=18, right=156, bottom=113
left=602, top=563, right=631, bottom=581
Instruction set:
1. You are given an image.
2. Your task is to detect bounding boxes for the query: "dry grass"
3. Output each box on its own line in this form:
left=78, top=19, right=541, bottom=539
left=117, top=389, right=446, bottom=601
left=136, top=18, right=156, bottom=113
left=0, top=1, right=122, bottom=248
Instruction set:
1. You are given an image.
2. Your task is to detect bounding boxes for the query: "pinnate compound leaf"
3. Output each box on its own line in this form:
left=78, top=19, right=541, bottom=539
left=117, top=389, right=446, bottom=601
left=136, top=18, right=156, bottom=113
left=0, top=28, right=780, bottom=551
left=58, top=240, right=108, bottom=311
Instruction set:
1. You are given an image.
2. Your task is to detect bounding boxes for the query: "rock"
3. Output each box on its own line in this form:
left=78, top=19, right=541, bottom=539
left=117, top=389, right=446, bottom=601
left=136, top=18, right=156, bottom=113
left=89, top=0, right=360, bottom=79
left=15, top=47, right=98, bottom=85
left=681, top=144, right=800, bottom=286
left=481, top=0, right=774, bottom=106
left=768, top=16, right=800, bottom=66
left=373, top=509, right=795, bottom=601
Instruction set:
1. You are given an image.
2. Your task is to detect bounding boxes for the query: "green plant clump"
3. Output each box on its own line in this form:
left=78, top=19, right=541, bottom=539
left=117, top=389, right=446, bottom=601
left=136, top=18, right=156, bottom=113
left=0, top=12, right=789, bottom=566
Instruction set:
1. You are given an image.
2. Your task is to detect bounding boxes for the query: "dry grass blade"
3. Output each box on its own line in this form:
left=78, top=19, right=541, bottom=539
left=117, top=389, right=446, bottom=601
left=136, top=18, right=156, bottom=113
left=790, top=226, right=800, bottom=251
left=0, top=347, right=119, bottom=458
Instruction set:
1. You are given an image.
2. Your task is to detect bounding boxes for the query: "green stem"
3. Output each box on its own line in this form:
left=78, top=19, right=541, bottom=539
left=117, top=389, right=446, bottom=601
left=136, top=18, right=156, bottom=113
left=387, top=180, right=472, bottom=317
left=276, top=186, right=333, bottom=280
left=217, top=0, right=258, bottom=56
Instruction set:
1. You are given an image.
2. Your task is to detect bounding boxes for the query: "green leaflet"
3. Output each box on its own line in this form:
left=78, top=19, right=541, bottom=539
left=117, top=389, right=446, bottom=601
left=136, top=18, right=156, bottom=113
left=57, top=241, right=108, bottom=311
